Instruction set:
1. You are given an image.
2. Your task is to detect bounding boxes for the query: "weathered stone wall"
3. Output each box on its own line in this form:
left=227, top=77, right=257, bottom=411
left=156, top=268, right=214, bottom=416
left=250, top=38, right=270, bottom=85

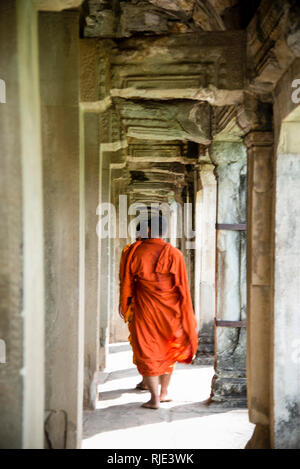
left=272, top=107, right=300, bottom=449
left=39, top=11, right=84, bottom=449
left=0, top=0, right=45, bottom=449
left=273, top=58, right=300, bottom=148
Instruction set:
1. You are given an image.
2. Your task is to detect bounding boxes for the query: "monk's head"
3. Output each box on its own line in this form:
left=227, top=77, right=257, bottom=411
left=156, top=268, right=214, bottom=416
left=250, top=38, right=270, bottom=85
left=136, top=220, right=149, bottom=240
left=147, top=214, right=168, bottom=239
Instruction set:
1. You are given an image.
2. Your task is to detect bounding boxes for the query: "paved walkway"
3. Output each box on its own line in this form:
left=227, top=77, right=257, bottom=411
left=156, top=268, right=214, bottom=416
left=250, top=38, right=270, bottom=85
left=82, top=343, right=254, bottom=449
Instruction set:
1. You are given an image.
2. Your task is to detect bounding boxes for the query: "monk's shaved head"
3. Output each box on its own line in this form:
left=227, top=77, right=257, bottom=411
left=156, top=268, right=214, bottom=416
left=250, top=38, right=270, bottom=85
left=136, top=219, right=149, bottom=240
left=148, top=214, right=168, bottom=238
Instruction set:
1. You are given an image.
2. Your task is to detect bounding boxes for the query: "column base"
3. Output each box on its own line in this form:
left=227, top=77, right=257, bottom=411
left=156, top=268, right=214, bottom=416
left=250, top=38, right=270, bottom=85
left=44, top=410, right=67, bottom=449
left=245, top=424, right=271, bottom=449
left=83, top=370, right=99, bottom=410
left=194, top=332, right=215, bottom=365
left=211, top=375, right=247, bottom=408
left=194, top=354, right=215, bottom=366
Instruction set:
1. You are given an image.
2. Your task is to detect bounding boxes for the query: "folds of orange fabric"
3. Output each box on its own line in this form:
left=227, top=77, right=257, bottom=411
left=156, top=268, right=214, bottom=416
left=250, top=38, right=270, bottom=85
left=119, top=239, right=198, bottom=377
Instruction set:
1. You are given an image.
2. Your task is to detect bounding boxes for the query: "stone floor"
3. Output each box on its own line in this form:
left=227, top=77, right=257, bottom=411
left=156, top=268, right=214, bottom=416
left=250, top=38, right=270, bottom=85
left=82, top=343, right=254, bottom=449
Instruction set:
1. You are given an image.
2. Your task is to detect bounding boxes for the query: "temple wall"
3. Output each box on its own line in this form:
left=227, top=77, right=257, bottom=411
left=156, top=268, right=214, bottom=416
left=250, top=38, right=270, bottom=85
left=39, top=10, right=84, bottom=449
left=0, top=0, right=45, bottom=449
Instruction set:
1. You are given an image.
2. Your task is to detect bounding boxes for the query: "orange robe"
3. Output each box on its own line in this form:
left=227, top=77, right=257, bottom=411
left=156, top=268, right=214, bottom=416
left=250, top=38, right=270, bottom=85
left=119, top=241, right=142, bottom=323
left=119, top=238, right=198, bottom=376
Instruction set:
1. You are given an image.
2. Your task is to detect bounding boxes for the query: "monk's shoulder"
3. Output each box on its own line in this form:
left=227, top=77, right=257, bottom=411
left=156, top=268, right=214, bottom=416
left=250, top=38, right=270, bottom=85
left=165, top=243, right=184, bottom=259
left=122, top=243, right=131, bottom=254
left=122, top=240, right=140, bottom=254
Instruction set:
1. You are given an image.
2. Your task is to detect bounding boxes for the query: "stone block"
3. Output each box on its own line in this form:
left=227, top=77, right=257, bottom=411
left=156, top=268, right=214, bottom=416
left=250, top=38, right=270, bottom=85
left=115, top=99, right=211, bottom=144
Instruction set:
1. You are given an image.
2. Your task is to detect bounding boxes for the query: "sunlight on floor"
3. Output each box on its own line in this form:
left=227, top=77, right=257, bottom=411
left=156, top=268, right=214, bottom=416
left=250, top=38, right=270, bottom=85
left=82, top=343, right=254, bottom=449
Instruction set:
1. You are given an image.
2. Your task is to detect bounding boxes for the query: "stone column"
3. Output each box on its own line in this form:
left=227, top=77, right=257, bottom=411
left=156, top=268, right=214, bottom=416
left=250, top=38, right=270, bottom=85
left=82, top=112, right=100, bottom=409
left=210, top=141, right=247, bottom=406
left=98, top=143, right=127, bottom=367
left=98, top=148, right=112, bottom=370
left=244, top=131, right=274, bottom=448
left=272, top=114, right=300, bottom=449
left=79, top=38, right=106, bottom=406
left=182, top=179, right=195, bottom=296
left=194, top=162, right=216, bottom=365
left=110, top=172, right=130, bottom=343
left=0, top=0, right=45, bottom=449
left=39, top=11, right=84, bottom=449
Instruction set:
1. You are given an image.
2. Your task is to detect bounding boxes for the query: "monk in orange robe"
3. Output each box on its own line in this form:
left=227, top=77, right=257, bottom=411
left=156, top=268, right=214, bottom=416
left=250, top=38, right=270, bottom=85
left=119, top=215, right=198, bottom=409
left=119, top=226, right=148, bottom=391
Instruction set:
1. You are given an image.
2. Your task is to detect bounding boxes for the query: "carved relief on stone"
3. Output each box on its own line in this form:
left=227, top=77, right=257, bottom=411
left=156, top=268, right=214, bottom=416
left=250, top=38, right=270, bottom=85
left=247, top=0, right=297, bottom=92
left=237, top=93, right=273, bottom=135
left=211, top=105, right=245, bottom=141
left=244, top=131, right=273, bottom=287
left=108, top=32, right=245, bottom=98
left=83, top=0, right=234, bottom=38
left=128, top=141, right=183, bottom=160
left=114, top=98, right=211, bottom=144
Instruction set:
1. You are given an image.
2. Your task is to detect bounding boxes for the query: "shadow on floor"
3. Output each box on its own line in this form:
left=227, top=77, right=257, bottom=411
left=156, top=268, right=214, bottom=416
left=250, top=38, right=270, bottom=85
left=83, top=400, right=236, bottom=439
left=100, top=363, right=213, bottom=383
left=100, top=367, right=139, bottom=382
left=99, top=387, right=148, bottom=401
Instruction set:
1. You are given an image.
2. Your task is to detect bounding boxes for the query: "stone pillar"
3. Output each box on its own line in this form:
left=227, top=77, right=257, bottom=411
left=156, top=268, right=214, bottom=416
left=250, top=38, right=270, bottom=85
left=110, top=172, right=130, bottom=343
left=244, top=131, right=274, bottom=448
left=82, top=112, right=100, bottom=409
left=0, top=0, right=45, bottom=449
left=97, top=143, right=127, bottom=366
left=79, top=38, right=104, bottom=406
left=182, top=179, right=195, bottom=296
left=98, top=148, right=112, bottom=369
left=39, top=11, right=84, bottom=449
left=194, top=163, right=216, bottom=365
left=210, top=141, right=247, bottom=406
left=272, top=113, right=300, bottom=449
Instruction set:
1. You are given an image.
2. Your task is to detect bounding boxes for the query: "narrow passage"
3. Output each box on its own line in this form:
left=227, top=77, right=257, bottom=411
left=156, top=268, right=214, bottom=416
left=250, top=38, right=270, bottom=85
left=83, top=343, right=254, bottom=449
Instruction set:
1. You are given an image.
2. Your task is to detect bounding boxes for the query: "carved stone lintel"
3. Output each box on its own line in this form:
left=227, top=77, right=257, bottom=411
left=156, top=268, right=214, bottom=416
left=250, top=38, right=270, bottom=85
left=115, top=98, right=211, bottom=144
left=244, top=131, right=274, bottom=148
left=109, top=31, right=245, bottom=97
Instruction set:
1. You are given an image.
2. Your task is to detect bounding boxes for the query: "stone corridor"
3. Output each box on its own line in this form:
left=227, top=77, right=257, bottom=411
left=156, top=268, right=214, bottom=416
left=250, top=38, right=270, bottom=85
left=1, top=0, right=300, bottom=450
left=82, top=343, right=254, bottom=449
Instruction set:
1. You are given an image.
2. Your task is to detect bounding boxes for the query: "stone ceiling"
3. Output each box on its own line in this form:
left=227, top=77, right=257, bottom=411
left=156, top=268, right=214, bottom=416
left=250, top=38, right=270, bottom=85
left=80, top=0, right=276, bottom=206
left=83, top=0, right=261, bottom=38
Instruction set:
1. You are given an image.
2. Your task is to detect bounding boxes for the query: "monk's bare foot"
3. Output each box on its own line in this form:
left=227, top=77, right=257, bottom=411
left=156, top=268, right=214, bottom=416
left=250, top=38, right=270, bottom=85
left=136, top=380, right=148, bottom=391
left=141, top=399, right=160, bottom=409
left=160, top=394, right=173, bottom=403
